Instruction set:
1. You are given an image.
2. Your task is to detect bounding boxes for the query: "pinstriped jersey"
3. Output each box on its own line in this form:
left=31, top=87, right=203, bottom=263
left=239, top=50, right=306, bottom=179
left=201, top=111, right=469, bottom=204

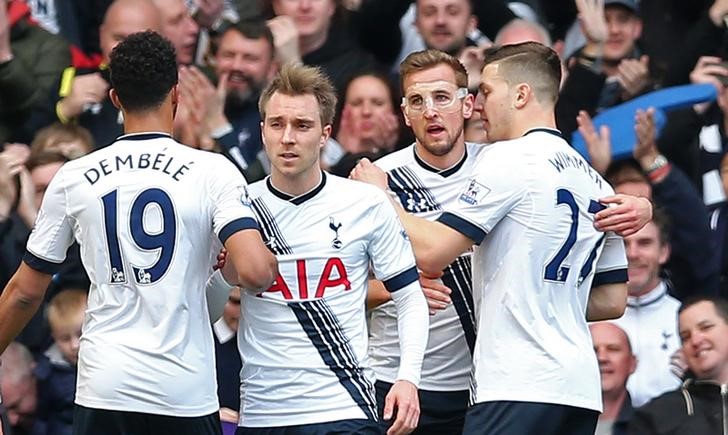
left=238, top=172, right=419, bottom=427
left=24, top=133, right=259, bottom=416
left=437, top=129, right=628, bottom=412
left=368, top=142, right=485, bottom=391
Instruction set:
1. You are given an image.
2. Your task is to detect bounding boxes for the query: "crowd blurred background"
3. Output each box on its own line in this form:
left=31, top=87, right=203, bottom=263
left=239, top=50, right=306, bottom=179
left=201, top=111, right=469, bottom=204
left=1, top=0, right=728, bottom=434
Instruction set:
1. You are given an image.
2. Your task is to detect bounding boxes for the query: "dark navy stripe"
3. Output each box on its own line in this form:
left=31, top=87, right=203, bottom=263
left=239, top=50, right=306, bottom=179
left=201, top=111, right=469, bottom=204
left=250, top=198, right=292, bottom=255
left=437, top=212, right=486, bottom=245
left=383, top=266, right=419, bottom=292
left=218, top=217, right=259, bottom=244
left=23, top=251, right=63, bottom=274
left=442, top=257, right=476, bottom=354
left=388, top=167, right=441, bottom=213
left=413, top=146, right=468, bottom=178
left=266, top=172, right=327, bottom=205
left=592, top=268, right=628, bottom=286
left=289, top=301, right=377, bottom=420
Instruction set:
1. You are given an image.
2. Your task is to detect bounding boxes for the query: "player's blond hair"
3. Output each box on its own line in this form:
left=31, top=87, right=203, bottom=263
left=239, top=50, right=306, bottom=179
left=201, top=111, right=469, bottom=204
left=258, top=63, right=338, bottom=127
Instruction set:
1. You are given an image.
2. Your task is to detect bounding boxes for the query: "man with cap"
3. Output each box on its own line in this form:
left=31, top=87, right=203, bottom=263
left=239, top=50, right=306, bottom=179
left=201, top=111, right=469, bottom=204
left=557, top=0, right=656, bottom=138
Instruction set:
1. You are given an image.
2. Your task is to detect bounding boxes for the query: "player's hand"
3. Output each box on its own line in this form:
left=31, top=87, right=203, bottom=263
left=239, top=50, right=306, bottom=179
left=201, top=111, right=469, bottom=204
left=384, top=380, right=420, bottom=435
left=216, top=248, right=240, bottom=285
left=419, top=272, right=451, bottom=315
left=219, top=406, right=239, bottom=424
left=576, top=110, right=611, bottom=175
left=595, top=194, right=652, bottom=237
left=349, top=158, right=388, bottom=191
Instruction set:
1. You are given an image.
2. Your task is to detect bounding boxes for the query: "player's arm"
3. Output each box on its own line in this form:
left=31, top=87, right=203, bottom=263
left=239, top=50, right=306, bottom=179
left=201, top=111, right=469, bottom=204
left=367, top=275, right=452, bottom=313
left=587, top=282, right=627, bottom=321
left=224, top=230, right=278, bottom=291
left=587, top=231, right=628, bottom=321
left=350, top=158, right=474, bottom=276
left=0, top=262, right=52, bottom=354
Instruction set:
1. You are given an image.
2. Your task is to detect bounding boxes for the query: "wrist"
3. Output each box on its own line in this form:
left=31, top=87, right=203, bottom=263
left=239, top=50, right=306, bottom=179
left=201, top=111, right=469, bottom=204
left=56, top=99, right=80, bottom=122
left=0, top=51, right=13, bottom=65
left=581, top=43, right=604, bottom=59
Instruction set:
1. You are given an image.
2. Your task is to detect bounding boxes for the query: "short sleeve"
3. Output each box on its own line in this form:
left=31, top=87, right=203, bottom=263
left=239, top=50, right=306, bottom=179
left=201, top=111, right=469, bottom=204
left=436, top=156, right=525, bottom=244
left=25, top=167, right=75, bottom=274
left=367, top=191, right=419, bottom=293
left=208, top=156, right=260, bottom=244
left=592, top=231, right=628, bottom=286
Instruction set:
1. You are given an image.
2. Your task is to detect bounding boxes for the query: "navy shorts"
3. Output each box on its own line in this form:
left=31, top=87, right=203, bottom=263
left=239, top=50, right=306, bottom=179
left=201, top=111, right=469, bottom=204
left=236, top=419, right=383, bottom=435
left=73, top=404, right=221, bottom=435
left=375, top=380, right=468, bottom=435
left=462, top=401, right=598, bottom=435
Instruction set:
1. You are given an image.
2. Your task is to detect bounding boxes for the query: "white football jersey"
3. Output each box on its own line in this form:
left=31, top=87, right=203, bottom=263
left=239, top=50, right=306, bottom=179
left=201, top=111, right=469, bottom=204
left=369, top=142, right=485, bottom=391
left=25, top=133, right=259, bottom=416
left=238, top=172, right=419, bottom=427
left=437, top=129, right=628, bottom=412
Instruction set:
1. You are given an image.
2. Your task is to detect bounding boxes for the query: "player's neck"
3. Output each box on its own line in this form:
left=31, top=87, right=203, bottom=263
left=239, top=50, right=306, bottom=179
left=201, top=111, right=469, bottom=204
left=122, top=111, right=174, bottom=136
left=512, top=108, right=557, bottom=138
left=270, top=167, right=322, bottom=197
left=600, top=388, right=628, bottom=421
left=415, top=140, right=466, bottom=170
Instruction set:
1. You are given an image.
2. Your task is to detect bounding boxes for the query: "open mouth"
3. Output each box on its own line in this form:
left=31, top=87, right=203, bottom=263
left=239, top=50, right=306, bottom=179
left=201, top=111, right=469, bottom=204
left=426, top=125, right=446, bottom=136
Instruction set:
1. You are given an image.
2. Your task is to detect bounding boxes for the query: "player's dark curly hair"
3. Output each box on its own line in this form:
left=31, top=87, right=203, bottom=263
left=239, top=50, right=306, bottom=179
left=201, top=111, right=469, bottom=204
left=108, top=31, right=178, bottom=112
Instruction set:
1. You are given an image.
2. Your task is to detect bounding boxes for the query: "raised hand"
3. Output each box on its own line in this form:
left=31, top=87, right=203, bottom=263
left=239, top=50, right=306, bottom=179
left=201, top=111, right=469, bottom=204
left=266, top=16, right=301, bottom=65
left=58, top=73, right=110, bottom=120
left=632, top=107, right=659, bottom=169
left=349, top=158, right=388, bottom=191
left=576, top=110, right=611, bottom=175
left=576, top=0, right=607, bottom=56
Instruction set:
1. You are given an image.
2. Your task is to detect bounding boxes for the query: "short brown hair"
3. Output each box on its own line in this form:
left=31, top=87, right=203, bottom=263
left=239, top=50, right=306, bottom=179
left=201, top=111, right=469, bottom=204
left=399, top=49, right=468, bottom=93
left=47, top=289, right=87, bottom=332
left=483, top=42, right=561, bottom=105
left=25, top=149, right=69, bottom=172
left=258, top=63, right=338, bottom=126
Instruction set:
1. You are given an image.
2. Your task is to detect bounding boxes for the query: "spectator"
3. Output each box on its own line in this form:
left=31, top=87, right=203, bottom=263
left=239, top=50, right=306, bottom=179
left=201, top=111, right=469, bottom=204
left=29, top=123, right=94, bottom=161
left=628, top=296, right=728, bottom=434
left=0, top=341, right=44, bottom=435
left=35, top=289, right=87, bottom=435
left=590, top=322, right=637, bottom=435
left=557, top=0, right=655, bottom=139
left=175, top=19, right=277, bottom=180
left=263, top=0, right=378, bottom=94
left=52, top=0, right=162, bottom=149
left=612, top=209, right=682, bottom=407
left=152, top=0, right=200, bottom=65
left=355, top=0, right=515, bottom=68
left=0, top=0, right=70, bottom=145
left=579, top=108, right=720, bottom=299
left=327, top=70, right=402, bottom=175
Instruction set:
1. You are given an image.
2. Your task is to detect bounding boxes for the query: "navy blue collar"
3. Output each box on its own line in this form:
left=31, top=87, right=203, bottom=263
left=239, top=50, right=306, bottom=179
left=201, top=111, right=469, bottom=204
left=413, top=145, right=468, bottom=178
left=117, top=132, right=173, bottom=141
left=266, top=171, right=327, bottom=205
left=523, top=128, right=564, bottom=139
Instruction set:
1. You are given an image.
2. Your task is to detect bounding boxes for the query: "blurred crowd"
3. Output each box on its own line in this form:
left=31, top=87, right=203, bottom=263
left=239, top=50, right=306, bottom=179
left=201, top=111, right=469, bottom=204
left=2, top=0, right=728, bottom=434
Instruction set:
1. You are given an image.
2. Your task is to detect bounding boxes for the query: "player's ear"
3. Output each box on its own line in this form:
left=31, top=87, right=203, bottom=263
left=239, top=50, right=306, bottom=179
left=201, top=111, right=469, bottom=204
left=400, top=104, right=412, bottom=127
left=513, top=83, right=530, bottom=109
left=109, top=88, right=122, bottom=110
left=321, top=124, right=332, bottom=146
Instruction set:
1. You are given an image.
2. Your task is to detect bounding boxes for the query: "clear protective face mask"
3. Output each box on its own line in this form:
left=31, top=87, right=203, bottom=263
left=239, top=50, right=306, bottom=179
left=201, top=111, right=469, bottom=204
left=401, top=81, right=468, bottom=116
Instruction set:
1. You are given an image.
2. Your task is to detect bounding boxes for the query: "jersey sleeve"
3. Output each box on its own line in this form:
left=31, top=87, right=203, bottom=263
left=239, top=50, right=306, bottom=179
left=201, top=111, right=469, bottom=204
left=592, top=231, right=628, bottom=286
left=208, top=156, right=260, bottom=244
left=367, top=190, right=419, bottom=293
left=24, top=167, right=75, bottom=274
left=436, top=156, right=525, bottom=244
